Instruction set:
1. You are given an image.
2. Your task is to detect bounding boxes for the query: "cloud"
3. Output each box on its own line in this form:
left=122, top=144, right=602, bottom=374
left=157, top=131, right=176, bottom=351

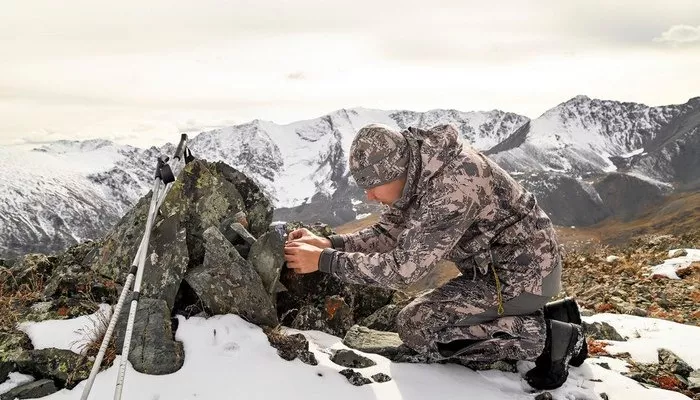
left=654, top=25, right=700, bottom=44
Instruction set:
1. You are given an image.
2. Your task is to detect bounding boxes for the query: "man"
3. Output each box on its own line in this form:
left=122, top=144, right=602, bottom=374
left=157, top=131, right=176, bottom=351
left=283, top=123, right=586, bottom=390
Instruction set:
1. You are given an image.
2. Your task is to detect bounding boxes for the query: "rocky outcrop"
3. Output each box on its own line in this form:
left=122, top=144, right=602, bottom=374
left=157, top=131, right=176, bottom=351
left=2, top=159, right=395, bottom=384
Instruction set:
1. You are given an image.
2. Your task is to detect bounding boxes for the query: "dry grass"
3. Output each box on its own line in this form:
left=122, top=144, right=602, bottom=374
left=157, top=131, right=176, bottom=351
left=72, top=307, right=117, bottom=370
left=0, top=269, right=46, bottom=331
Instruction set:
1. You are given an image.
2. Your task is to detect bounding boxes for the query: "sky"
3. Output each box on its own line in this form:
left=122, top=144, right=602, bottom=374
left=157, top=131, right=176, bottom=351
left=1, top=0, right=699, bottom=147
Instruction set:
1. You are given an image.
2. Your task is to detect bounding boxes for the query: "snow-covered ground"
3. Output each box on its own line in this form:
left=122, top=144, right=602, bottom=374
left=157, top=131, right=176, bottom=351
left=649, top=249, right=700, bottom=280
left=3, top=309, right=697, bottom=400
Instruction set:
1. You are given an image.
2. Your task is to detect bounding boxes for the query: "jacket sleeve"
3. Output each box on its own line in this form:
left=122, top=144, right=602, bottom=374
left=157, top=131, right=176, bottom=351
left=326, top=205, right=406, bottom=253
left=319, top=178, right=480, bottom=290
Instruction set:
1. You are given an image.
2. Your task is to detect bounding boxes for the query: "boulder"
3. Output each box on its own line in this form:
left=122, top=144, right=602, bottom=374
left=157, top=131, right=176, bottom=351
left=184, top=227, right=278, bottom=327
left=0, top=330, right=33, bottom=382
left=0, top=379, right=57, bottom=400
left=15, top=348, right=91, bottom=389
left=330, top=349, right=376, bottom=369
left=114, top=297, right=184, bottom=375
left=247, top=230, right=286, bottom=296
left=290, top=296, right=353, bottom=337
left=342, top=325, right=427, bottom=363
left=582, top=321, right=626, bottom=341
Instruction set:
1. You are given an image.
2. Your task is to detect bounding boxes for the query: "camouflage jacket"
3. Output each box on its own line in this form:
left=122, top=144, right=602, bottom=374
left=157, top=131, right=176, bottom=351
left=319, top=125, right=562, bottom=297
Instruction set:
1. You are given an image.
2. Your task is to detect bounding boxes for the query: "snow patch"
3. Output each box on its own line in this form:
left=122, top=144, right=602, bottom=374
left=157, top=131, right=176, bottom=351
left=21, top=312, right=694, bottom=400
left=17, top=304, right=112, bottom=355
left=649, top=248, right=700, bottom=279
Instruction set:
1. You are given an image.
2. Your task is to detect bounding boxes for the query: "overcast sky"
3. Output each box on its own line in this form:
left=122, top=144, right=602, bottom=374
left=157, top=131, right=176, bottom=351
left=1, top=0, right=699, bottom=147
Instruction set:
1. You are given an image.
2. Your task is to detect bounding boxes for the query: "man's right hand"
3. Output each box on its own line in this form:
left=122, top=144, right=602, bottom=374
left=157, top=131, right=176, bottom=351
left=287, top=228, right=332, bottom=249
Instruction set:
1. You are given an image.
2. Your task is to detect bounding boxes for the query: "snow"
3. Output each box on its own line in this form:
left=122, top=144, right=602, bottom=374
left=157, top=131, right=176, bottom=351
left=7, top=311, right=693, bottom=400
left=17, top=304, right=112, bottom=355
left=583, top=313, right=700, bottom=368
left=621, top=148, right=645, bottom=158
left=355, top=213, right=372, bottom=220
left=0, top=373, right=35, bottom=396
left=649, top=248, right=700, bottom=279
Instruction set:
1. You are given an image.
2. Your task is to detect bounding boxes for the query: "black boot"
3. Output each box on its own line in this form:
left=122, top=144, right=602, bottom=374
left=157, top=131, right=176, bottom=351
left=543, top=297, right=588, bottom=367
left=525, top=320, right=584, bottom=390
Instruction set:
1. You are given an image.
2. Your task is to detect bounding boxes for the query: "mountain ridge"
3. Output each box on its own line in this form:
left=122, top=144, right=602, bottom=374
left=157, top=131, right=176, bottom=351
left=1, top=96, right=698, bottom=258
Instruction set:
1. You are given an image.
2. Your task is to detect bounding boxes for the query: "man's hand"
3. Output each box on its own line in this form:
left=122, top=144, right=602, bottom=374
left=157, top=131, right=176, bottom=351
left=287, top=228, right=331, bottom=249
left=284, top=241, right=322, bottom=274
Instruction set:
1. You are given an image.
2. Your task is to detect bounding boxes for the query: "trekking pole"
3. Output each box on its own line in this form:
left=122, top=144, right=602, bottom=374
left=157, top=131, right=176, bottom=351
left=79, top=134, right=188, bottom=400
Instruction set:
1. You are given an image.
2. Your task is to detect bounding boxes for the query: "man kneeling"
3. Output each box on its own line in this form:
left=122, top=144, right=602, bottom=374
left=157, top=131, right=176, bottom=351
left=283, top=123, right=587, bottom=390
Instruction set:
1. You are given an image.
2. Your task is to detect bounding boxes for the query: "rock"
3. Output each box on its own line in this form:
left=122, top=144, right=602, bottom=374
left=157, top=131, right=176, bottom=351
left=669, top=249, right=688, bottom=258
left=599, top=393, right=609, bottom=400
left=658, top=349, right=693, bottom=378
left=0, top=362, right=14, bottom=384
left=290, top=296, right=353, bottom=337
left=86, top=197, right=189, bottom=311
left=247, top=230, right=286, bottom=296
left=21, top=298, right=99, bottom=322
left=211, top=162, right=273, bottom=238
left=360, top=303, right=404, bottom=332
left=265, top=331, right=307, bottom=361
left=55, top=241, right=100, bottom=268
left=625, top=306, right=648, bottom=317
left=298, top=350, right=318, bottom=366
left=371, top=373, right=392, bottom=383
left=0, top=330, right=33, bottom=382
left=184, top=227, right=278, bottom=327
left=0, top=379, right=57, bottom=400
left=534, top=393, right=553, bottom=400
left=459, top=359, right=518, bottom=373
left=606, top=255, right=620, bottom=264
left=338, top=369, right=372, bottom=386
left=688, top=369, right=700, bottom=393
left=582, top=321, right=626, bottom=341
left=114, top=297, right=184, bottom=375
left=15, top=348, right=91, bottom=389
left=138, top=214, right=190, bottom=310
left=350, top=286, right=395, bottom=322
left=330, top=349, right=377, bottom=369
left=42, top=264, right=118, bottom=303
left=276, top=222, right=393, bottom=334
left=597, top=362, right=611, bottom=370
left=264, top=330, right=317, bottom=366
left=87, top=160, right=271, bottom=311
left=221, top=221, right=257, bottom=247
left=342, top=325, right=427, bottom=363
left=1, top=254, right=55, bottom=291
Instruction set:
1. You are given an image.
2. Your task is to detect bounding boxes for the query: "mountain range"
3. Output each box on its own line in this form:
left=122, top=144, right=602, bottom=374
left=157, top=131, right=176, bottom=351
left=1, top=95, right=698, bottom=258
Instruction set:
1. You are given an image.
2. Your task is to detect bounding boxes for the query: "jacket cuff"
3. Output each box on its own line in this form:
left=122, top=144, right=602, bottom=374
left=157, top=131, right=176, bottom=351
left=327, top=234, right=345, bottom=251
left=318, top=248, right=338, bottom=274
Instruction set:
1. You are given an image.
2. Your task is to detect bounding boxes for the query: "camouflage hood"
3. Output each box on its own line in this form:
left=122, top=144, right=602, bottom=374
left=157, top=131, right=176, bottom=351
left=393, top=125, right=464, bottom=210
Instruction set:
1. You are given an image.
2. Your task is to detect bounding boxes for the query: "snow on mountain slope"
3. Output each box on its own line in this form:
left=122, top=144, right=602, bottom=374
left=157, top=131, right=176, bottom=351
left=1, top=97, right=697, bottom=258
left=0, top=107, right=527, bottom=258
left=0, top=140, right=156, bottom=257
left=490, top=95, right=693, bottom=176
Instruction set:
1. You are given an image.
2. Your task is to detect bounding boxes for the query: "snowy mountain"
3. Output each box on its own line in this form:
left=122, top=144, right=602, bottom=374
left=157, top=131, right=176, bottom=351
left=0, top=107, right=527, bottom=258
left=1, top=97, right=699, bottom=258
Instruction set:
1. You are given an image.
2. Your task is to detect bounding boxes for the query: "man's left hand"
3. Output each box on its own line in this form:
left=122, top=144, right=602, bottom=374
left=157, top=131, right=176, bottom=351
left=284, top=241, right=322, bottom=274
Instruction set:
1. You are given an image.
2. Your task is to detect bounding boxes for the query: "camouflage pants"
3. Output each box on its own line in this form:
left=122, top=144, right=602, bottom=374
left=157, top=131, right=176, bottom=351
left=395, top=274, right=548, bottom=363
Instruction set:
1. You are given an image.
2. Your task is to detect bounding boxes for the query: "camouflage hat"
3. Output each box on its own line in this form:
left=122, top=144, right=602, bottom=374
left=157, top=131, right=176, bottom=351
left=349, top=124, right=409, bottom=189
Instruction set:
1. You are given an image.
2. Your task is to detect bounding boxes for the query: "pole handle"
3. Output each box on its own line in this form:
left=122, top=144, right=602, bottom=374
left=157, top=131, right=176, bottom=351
left=173, top=134, right=188, bottom=160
